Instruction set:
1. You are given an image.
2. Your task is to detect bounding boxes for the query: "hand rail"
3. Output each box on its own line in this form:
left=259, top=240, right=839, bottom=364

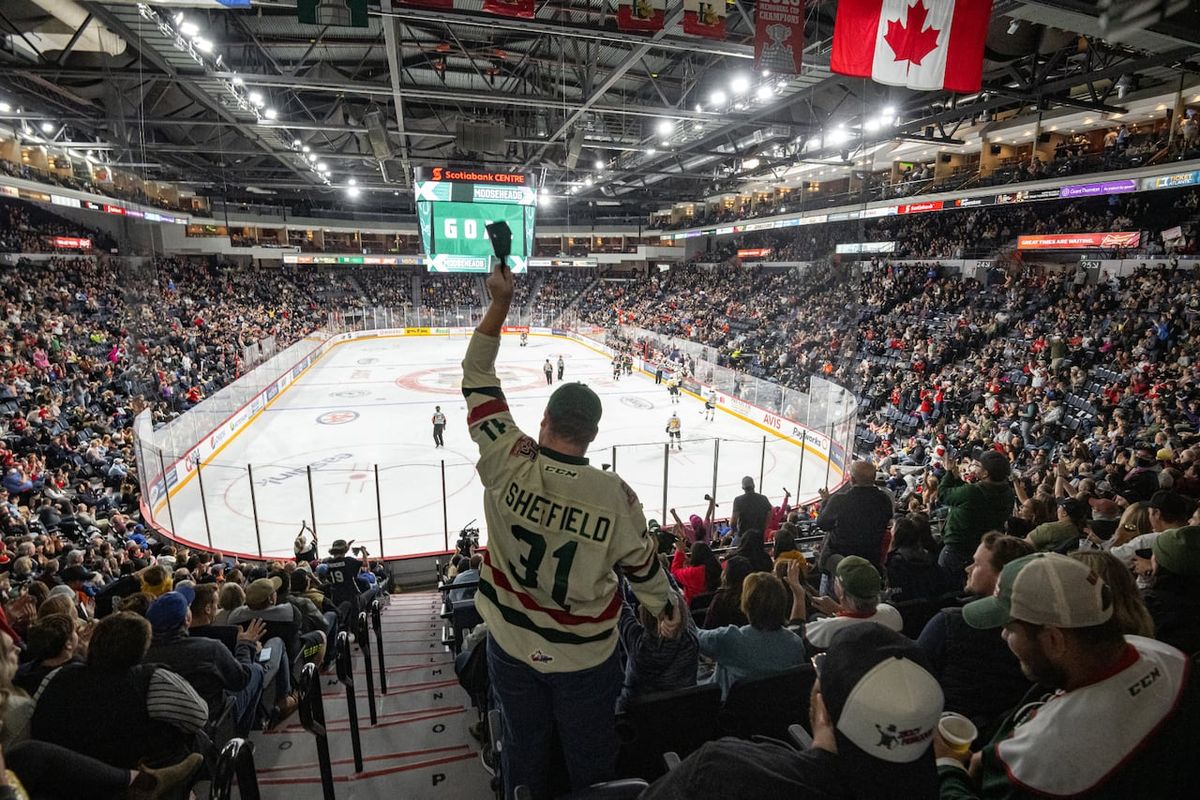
left=335, top=630, right=364, bottom=773
left=298, top=662, right=336, bottom=800
left=371, top=599, right=388, bottom=695
left=210, top=738, right=261, bottom=800
left=356, top=611, right=378, bottom=725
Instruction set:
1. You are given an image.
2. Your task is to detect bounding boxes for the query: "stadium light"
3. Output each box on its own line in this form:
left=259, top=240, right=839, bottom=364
left=828, top=127, right=849, bottom=145
left=40, top=122, right=54, bottom=134
left=762, top=69, right=771, bottom=78
left=730, top=74, right=751, bottom=95
left=248, top=91, right=265, bottom=107
left=584, top=176, right=593, bottom=186
left=292, top=138, right=301, bottom=148
left=0, top=103, right=10, bottom=113
left=194, top=37, right=214, bottom=54
left=307, top=153, right=317, bottom=162
left=179, top=20, right=200, bottom=38
left=882, top=105, right=895, bottom=117
left=348, top=177, right=357, bottom=186
left=301, top=145, right=311, bottom=153
left=263, top=108, right=277, bottom=120
left=594, top=159, right=604, bottom=171
left=742, top=157, right=760, bottom=170
left=647, top=147, right=656, bottom=155
left=232, top=76, right=243, bottom=86
left=346, top=186, right=360, bottom=198
left=656, top=119, right=674, bottom=137
left=756, top=84, right=773, bottom=101
left=865, top=118, right=881, bottom=132
left=316, top=162, right=328, bottom=172
left=710, top=90, right=727, bottom=107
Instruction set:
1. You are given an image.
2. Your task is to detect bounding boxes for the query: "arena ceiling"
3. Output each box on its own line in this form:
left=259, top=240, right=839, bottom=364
left=0, top=0, right=1198, bottom=223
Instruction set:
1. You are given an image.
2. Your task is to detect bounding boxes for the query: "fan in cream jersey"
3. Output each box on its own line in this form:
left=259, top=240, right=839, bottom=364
left=462, top=256, right=681, bottom=798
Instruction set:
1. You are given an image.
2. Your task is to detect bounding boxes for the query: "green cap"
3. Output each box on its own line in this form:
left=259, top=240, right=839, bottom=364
left=835, top=556, right=881, bottom=599
left=963, top=552, right=1112, bottom=630
left=1152, top=525, right=1200, bottom=577
left=546, top=382, right=603, bottom=428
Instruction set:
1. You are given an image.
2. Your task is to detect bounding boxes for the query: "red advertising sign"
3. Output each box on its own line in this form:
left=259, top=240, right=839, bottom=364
left=103, top=204, right=125, bottom=215
left=482, top=0, right=534, bottom=19
left=898, top=200, right=944, bottom=214
left=1017, top=232, right=1142, bottom=251
left=50, top=237, right=92, bottom=250
left=736, top=248, right=773, bottom=259
left=755, top=0, right=805, bottom=75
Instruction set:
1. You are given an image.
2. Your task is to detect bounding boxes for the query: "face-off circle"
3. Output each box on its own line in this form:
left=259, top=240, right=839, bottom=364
left=317, top=410, right=360, bottom=425
left=219, top=442, right=478, bottom=526
left=395, top=365, right=547, bottom=394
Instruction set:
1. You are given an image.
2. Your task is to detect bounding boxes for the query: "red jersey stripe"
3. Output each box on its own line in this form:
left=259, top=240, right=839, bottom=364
left=483, top=552, right=621, bottom=625
left=468, top=398, right=509, bottom=425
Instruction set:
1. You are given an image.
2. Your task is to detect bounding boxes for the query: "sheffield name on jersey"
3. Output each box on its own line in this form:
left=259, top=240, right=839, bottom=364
left=462, top=332, right=672, bottom=672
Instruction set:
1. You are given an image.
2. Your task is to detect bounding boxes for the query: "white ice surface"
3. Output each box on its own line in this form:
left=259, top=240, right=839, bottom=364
left=161, top=333, right=832, bottom=559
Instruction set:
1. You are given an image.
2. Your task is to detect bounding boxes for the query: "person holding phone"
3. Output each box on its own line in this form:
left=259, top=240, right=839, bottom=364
left=462, top=248, right=681, bottom=799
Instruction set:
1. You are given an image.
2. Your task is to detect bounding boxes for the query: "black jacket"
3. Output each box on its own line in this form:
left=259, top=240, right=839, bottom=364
left=144, top=628, right=257, bottom=715
left=816, top=485, right=894, bottom=570
left=919, top=607, right=1031, bottom=730
left=1142, top=573, right=1200, bottom=656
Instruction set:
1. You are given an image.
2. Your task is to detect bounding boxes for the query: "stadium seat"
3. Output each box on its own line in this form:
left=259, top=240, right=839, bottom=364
left=615, top=682, right=723, bottom=780
left=719, top=665, right=816, bottom=741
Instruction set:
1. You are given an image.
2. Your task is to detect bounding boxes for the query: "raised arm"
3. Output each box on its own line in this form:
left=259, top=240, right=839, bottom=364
left=477, top=260, right=514, bottom=337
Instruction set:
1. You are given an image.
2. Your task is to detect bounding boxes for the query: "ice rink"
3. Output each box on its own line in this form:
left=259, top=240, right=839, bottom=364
left=159, top=333, right=834, bottom=559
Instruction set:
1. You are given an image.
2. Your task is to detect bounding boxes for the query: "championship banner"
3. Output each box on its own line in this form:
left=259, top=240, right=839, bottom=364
left=1017, top=232, right=1141, bottom=251
left=297, top=0, right=368, bottom=27
left=617, top=0, right=666, bottom=31
left=683, top=0, right=727, bottom=39
left=755, top=0, right=805, bottom=75
left=482, top=0, right=535, bottom=19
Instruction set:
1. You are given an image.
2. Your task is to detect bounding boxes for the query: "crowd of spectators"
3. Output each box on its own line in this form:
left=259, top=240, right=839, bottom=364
left=419, top=273, right=480, bottom=312
left=653, top=114, right=1197, bottom=233
left=0, top=158, right=194, bottom=215
left=0, top=199, right=115, bottom=254
left=4, top=181, right=1200, bottom=796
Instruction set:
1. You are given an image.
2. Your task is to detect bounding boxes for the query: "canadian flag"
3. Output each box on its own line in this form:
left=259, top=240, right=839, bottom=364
left=830, top=0, right=993, bottom=93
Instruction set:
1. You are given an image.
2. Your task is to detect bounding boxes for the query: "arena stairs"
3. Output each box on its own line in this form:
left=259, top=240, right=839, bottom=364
left=241, top=591, right=492, bottom=799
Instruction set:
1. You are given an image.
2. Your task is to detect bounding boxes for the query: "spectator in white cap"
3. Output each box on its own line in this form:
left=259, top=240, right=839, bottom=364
left=938, top=552, right=1199, bottom=798
left=641, top=624, right=944, bottom=799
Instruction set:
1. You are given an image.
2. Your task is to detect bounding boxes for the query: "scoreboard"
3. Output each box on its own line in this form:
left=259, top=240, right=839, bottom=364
left=414, top=167, right=537, bottom=272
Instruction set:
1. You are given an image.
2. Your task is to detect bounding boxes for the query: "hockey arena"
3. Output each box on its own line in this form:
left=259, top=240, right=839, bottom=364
left=2, top=2, right=1200, bottom=799
left=138, top=329, right=846, bottom=561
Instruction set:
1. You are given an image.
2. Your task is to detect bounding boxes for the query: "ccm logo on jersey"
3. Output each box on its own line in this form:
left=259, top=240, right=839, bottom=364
left=1127, top=666, right=1162, bottom=697
left=544, top=464, right=579, bottom=479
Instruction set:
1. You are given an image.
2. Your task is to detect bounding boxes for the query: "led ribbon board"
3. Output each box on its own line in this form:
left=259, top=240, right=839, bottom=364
left=414, top=167, right=537, bottom=272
